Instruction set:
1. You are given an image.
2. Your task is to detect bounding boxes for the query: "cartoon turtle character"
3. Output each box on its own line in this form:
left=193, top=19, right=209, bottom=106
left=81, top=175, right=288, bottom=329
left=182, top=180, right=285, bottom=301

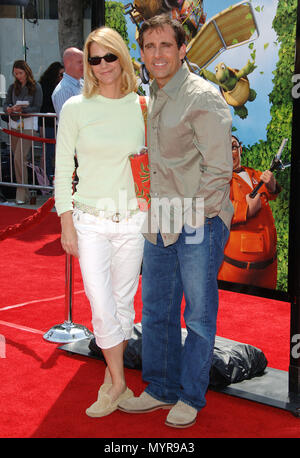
left=201, top=60, right=257, bottom=119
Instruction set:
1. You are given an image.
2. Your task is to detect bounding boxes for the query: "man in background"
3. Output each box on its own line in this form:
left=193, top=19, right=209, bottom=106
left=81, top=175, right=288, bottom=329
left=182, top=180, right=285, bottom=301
left=218, top=135, right=281, bottom=289
left=52, top=47, right=83, bottom=118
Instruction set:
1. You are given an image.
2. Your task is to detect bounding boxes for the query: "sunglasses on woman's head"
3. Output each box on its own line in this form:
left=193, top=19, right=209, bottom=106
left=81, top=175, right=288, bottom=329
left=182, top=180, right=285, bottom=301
left=88, top=53, right=118, bottom=66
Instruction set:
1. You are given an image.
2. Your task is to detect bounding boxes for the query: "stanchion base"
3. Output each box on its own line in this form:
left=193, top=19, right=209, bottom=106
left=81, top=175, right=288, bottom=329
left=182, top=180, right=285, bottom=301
left=43, top=321, right=93, bottom=343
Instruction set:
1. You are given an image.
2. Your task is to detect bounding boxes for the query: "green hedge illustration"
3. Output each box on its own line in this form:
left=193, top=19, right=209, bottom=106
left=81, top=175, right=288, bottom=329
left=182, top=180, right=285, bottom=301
left=242, top=0, right=297, bottom=291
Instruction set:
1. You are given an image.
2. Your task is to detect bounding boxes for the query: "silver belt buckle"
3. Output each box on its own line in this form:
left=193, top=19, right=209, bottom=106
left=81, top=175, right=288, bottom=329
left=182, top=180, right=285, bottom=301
left=112, top=212, right=120, bottom=223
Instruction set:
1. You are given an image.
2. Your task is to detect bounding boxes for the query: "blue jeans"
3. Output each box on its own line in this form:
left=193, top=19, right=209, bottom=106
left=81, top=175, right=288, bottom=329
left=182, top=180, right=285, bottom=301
left=141, top=216, right=229, bottom=411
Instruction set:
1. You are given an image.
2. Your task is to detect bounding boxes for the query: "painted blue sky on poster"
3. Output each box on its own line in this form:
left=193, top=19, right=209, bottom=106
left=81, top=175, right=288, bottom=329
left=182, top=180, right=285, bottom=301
left=119, top=0, right=279, bottom=148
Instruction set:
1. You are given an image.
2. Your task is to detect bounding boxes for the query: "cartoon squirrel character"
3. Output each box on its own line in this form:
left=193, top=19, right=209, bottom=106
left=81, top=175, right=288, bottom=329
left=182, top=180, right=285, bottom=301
left=201, top=60, right=257, bottom=119
left=134, top=0, right=181, bottom=19
left=133, top=1, right=204, bottom=41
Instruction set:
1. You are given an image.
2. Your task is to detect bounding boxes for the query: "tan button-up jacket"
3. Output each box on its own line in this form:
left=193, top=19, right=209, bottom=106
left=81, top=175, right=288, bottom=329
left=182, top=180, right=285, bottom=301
left=143, top=63, right=233, bottom=246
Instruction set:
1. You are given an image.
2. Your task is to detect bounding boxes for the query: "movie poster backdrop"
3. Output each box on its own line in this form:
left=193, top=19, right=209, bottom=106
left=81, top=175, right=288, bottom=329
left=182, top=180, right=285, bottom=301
left=115, top=0, right=298, bottom=300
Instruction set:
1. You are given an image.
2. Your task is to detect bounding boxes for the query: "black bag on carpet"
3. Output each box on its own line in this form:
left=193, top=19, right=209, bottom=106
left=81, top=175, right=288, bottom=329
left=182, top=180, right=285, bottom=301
left=89, top=323, right=143, bottom=370
left=88, top=323, right=268, bottom=388
left=209, top=336, right=268, bottom=387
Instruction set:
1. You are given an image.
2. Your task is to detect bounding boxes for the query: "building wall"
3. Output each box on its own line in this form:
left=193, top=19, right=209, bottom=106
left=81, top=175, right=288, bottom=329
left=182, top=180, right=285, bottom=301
left=0, top=17, right=91, bottom=102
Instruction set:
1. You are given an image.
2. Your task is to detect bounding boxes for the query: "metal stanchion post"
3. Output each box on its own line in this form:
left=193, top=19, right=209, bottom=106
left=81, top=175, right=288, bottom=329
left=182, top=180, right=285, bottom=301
left=43, top=254, right=93, bottom=343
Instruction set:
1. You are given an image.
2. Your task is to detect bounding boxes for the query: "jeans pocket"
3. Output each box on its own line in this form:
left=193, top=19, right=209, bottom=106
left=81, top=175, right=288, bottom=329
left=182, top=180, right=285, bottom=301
left=184, top=223, right=205, bottom=245
left=221, top=219, right=230, bottom=249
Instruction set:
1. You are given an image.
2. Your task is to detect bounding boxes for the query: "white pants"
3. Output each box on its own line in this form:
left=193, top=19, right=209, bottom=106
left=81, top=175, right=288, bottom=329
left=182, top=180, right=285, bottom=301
left=73, top=209, right=145, bottom=349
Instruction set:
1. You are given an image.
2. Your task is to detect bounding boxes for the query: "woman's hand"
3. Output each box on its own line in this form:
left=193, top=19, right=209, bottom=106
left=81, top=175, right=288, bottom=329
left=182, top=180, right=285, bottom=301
left=11, top=104, right=23, bottom=113
left=6, top=106, right=13, bottom=115
left=60, top=211, right=79, bottom=258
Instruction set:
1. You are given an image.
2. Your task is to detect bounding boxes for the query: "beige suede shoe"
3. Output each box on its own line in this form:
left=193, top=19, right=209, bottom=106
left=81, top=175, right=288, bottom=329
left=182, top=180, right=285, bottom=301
left=165, top=401, right=198, bottom=428
left=96, top=383, right=112, bottom=398
left=86, top=387, right=133, bottom=418
left=118, top=391, right=175, bottom=413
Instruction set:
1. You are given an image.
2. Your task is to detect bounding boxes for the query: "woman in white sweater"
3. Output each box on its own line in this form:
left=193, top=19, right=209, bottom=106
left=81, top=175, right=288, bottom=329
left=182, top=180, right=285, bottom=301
left=55, top=27, right=146, bottom=418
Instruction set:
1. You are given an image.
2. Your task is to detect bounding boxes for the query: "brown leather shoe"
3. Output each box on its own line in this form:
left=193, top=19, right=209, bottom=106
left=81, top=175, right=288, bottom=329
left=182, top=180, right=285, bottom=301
left=118, top=391, right=175, bottom=413
left=165, top=401, right=197, bottom=428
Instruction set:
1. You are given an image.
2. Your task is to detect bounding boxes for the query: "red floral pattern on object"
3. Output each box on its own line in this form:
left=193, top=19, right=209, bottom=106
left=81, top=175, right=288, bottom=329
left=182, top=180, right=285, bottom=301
left=129, top=152, right=150, bottom=212
left=129, top=95, right=150, bottom=212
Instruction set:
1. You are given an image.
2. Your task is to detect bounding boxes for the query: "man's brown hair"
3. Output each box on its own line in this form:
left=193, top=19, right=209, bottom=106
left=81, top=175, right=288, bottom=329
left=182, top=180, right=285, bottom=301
left=138, top=14, right=187, bottom=50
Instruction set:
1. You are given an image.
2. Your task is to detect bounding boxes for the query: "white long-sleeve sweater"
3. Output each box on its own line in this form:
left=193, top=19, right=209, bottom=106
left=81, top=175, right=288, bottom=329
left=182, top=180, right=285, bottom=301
left=54, top=92, right=145, bottom=216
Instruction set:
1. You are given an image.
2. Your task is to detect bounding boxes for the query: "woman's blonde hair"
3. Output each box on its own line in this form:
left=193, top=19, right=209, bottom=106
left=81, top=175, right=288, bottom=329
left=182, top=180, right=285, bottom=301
left=83, top=26, right=138, bottom=97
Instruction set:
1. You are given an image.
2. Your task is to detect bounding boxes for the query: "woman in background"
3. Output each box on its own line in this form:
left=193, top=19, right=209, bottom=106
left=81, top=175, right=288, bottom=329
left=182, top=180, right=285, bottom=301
left=3, top=60, right=43, bottom=204
left=39, top=61, right=64, bottom=185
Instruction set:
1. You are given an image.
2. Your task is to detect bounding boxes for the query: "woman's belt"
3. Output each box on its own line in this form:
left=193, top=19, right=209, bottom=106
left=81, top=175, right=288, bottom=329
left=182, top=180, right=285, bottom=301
left=223, top=253, right=277, bottom=270
left=74, top=201, right=139, bottom=222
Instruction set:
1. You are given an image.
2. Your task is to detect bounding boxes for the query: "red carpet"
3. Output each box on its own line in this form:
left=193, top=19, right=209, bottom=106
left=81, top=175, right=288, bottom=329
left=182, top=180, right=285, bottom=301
left=0, top=204, right=300, bottom=438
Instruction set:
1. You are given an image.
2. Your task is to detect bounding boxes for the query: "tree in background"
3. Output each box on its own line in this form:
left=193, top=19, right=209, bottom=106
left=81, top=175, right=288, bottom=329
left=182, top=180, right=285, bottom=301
left=242, top=0, right=297, bottom=291
left=57, top=0, right=129, bottom=57
left=57, top=0, right=84, bottom=56
left=105, top=1, right=129, bottom=47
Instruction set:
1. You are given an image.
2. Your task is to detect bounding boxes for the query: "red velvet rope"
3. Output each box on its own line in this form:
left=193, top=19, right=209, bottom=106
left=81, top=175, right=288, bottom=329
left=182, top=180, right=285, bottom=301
left=0, top=197, right=55, bottom=241
left=2, top=128, right=56, bottom=144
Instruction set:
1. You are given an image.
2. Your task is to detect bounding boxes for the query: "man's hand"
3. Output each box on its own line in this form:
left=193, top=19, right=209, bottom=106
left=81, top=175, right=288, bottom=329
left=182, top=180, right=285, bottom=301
left=246, top=193, right=261, bottom=217
left=260, top=170, right=276, bottom=193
